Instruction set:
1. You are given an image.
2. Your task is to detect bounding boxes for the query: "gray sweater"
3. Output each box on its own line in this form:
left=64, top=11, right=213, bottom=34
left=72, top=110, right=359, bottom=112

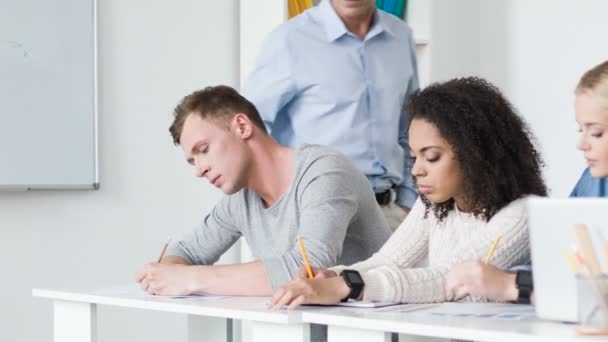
left=166, top=144, right=391, bottom=289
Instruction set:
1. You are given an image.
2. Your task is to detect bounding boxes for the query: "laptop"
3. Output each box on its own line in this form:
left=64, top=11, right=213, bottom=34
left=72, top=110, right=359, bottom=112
left=528, top=197, right=608, bottom=323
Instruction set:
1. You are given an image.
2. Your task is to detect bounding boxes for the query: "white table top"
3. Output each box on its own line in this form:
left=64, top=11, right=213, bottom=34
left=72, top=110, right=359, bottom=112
left=33, top=284, right=300, bottom=325
left=301, top=303, right=606, bottom=342
left=34, top=286, right=607, bottom=341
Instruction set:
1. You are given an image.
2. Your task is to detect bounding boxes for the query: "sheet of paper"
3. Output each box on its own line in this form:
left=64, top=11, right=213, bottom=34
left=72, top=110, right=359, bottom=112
left=373, top=303, right=441, bottom=313
left=403, top=302, right=537, bottom=320
left=90, top=284, right=229, bottom=300
left=336, top=300, right=401, bottom=308
left=261, top=300, right=401, bottom=310
left=157, top=293, right=228, bottom=299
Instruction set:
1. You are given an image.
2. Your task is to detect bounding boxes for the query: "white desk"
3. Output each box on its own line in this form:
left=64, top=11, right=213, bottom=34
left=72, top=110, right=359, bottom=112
left=301, top=303, right=606, bottom=342
left=33, top=285, right=309, bottom=342
left=34, top=287, right=607, bottom=342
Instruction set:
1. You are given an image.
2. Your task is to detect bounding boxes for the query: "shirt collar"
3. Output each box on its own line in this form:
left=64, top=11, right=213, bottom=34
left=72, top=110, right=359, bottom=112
left=317, top=0, right=393, bottom=42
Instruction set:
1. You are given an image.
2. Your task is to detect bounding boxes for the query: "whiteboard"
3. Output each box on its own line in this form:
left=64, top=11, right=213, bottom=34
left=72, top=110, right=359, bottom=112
left=0, top=0, right=98, bottom=190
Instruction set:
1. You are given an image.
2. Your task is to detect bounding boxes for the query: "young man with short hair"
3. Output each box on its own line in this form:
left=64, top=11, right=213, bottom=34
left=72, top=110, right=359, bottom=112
left=135, top=85, right=391, bottom=296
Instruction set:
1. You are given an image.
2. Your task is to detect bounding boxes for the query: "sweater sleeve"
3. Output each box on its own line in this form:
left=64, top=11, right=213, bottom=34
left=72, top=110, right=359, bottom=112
left=348, top=198, right=530, bottom=303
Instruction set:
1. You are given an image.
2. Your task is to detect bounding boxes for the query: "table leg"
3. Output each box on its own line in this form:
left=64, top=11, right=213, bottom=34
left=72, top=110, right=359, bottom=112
left=251, top=321, right=310, bottom=342
left=53, top=300, right=97, bottom=342
left=188, top=316, right=234, bottom=342
left=328, top=325, right=390, bottom=342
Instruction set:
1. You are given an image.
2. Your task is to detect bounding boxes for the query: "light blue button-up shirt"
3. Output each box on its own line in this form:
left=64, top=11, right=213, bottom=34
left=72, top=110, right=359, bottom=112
left=242, top=0, right=419, bottom=208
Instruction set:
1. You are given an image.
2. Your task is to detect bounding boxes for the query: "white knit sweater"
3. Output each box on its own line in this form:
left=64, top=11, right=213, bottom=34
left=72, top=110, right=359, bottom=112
left=331, top=197, right=530, bottom=303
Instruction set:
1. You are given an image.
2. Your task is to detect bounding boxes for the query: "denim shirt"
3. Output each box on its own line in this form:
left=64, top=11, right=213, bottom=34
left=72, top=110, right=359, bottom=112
left=570, top=167, right=608, bottom=198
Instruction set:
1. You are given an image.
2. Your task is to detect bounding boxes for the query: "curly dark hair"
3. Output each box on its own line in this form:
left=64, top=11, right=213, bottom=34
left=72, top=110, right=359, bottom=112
left=407, top=77, right=548, bottom=222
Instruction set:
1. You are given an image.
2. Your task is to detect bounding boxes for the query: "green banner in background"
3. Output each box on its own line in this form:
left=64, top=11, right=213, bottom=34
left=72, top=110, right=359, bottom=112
left=376, top=0, right=407, bottom=19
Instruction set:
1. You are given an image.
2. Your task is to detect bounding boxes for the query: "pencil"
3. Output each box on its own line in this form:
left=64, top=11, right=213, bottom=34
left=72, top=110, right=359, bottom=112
left=157, top=237, right=171, bottom=263
left=297, top=237, right=314, bottom=279
left=485, top=235, right=501, bottom=264
left=575, top=224, right=602, bottom=275
left=563, top=249, right=580, bottom=273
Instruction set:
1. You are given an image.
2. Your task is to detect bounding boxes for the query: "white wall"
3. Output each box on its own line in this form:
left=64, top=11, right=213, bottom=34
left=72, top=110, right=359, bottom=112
left=478, top=0, right=608, bottom=195
left=428, top=0, right=481, bottom=82
left=0, top=1, right=239, bottom=341
left=425, top=0, right=608, bottom=196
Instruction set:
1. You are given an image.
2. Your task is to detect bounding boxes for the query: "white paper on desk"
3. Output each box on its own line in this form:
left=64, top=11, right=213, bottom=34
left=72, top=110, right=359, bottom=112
left=263, top=300, right=400, bottom=310
left=91, top=284, right=228, bottom=300
left=373, top=303, right=440, bottom=313
left=154, top=293, right=229, bottom=299
left=336, top=299, right=401, bottom=308
left=406, top=302, right=536, bottom=320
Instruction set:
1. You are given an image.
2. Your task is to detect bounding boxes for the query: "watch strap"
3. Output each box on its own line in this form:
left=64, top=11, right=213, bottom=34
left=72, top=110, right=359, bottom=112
left=340, top=270, right=364, bottom=302
left=515, top=270, right=533, bottom=304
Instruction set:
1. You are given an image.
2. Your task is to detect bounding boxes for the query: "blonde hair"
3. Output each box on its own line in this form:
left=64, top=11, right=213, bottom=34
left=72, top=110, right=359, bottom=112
left=575, top=61, right=608, bottom=105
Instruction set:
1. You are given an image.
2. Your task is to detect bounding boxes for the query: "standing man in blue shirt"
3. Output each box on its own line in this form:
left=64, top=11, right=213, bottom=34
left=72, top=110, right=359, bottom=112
left=242, top=0, right=419, bottom=230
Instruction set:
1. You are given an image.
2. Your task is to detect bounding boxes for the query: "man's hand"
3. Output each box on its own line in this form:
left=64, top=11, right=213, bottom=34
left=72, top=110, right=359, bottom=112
left=445, top=261, right=517, bottom=302
left=270, top=276, right=350, bottom=310
left=135, top=263, right=203, bottom=296
left=294, top=266, right=338, bottom=280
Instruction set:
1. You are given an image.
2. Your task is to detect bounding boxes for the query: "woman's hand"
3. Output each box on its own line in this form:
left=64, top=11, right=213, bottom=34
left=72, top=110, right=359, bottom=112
left=270, top=276, right=351, bottom=310
left=445, top=261, right=517, bottom=302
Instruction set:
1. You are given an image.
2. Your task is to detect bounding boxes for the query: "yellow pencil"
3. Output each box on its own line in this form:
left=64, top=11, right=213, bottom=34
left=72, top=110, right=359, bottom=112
left=485, top=236, right=501, bottom=264
left=575, top=224, right=602, bottom=275
left=297, top=237, right=314, bottom=279
left=563, top=249, right=580, bottom=273
left=157, top=237, right=171, bottom=263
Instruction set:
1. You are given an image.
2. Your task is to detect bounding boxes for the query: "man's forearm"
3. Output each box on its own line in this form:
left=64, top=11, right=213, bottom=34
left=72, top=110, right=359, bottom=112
left=191, top=260, right=274, bottom=296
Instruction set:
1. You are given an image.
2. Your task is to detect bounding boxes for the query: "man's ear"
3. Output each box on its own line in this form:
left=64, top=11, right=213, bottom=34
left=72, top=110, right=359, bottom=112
left=231, top=113, right=253, bottom=139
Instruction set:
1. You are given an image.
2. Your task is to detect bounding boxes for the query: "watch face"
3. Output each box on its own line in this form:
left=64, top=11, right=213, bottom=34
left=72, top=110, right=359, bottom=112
left=343, top=270, right=363, bottom=286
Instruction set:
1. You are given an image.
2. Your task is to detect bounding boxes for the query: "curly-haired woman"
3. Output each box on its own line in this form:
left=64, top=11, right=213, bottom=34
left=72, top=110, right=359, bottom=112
left=443, top=61, right=608, bottom=305
left=270, top=77, right=548, bottom=308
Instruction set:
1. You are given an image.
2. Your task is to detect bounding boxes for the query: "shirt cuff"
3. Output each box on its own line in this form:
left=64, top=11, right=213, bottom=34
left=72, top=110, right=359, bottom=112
left=508, top=264, right=532, bottom=272
left=360, top=270, right=393, bottom=302
left=396, top=185, right=418, bottom=209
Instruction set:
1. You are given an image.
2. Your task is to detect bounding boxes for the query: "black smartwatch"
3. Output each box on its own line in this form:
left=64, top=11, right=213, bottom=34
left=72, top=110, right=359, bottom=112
left=340, top=270, right=365, bottom=302
left=515, top=270, right=533, bottom=304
